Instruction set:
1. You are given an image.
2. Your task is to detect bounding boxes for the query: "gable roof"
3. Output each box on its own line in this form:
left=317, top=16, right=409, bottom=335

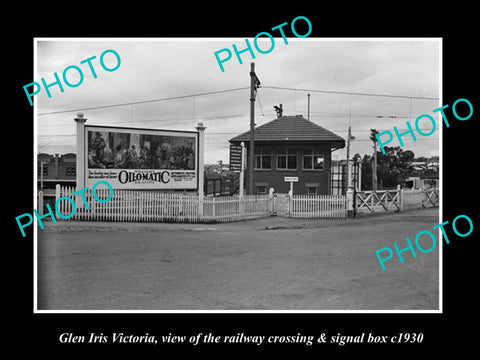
left=229, top=115, right=345, bottom=147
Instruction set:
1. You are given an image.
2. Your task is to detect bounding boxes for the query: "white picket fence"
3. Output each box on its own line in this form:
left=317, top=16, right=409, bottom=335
left=54, top=185, right=272, bottom=223
left=289, top=195, right=347, bottom=218
left=48, top=185, right=437, bottom=223
left=52, top=185, right=348, bottom=222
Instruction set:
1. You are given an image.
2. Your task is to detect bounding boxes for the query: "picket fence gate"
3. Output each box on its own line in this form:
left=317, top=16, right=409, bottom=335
left=288, top=195, right=347, bottom=219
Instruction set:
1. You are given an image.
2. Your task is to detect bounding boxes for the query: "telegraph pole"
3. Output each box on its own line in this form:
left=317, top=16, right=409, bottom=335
left=346, top=126, right=352, bottom=191
left=373, top=140, right=378, bottom=192
left=307, top=93, right=311, bottom=120
left=370, top=129, right=378, bottom=191
left=40, top=161, right=45, bottom=190
left=249, top=63, right=260, bottom=195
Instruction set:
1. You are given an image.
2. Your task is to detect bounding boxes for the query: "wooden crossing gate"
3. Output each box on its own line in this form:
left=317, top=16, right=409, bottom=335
left=355, top=188, right=439, bottom=215
left=355, top=190, right=400, bottom=214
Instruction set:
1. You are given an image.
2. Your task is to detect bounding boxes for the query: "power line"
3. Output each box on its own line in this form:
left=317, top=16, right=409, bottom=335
left=261, top=85, right=439, bottom=101
left=256, top=91, right=265, bottom=116
left=36, top=110, right=422, bottom=129
left=37, top=87, right=250, bottom=116
left=37, top=84, right=439, bottom=117
left=38, top=131, right=441, bottom=137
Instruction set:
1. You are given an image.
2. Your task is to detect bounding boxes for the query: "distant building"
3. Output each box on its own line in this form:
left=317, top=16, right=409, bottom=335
left=38, top=153, right=77, bottom=196
left=401, top=177, right=438, bottom=190
left=410, top=157, right=439, bottom=180
left=229, top=115, right=345, bottom=195
left=204, top=163, right=239, bottom=196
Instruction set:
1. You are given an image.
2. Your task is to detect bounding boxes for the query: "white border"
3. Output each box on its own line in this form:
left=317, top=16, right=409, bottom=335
left=438, top=38, right=443, bottom=313
left=33, top=38, right=39, bottom=312
left=33, top=37, right=442, bottom=314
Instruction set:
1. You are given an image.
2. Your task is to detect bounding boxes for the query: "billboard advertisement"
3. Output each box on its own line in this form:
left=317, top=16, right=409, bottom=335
left=85, top=125, right=198, bottom=190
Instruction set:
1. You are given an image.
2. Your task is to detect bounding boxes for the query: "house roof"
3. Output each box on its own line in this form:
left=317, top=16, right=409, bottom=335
left=229, top=115, right=345, bottom=148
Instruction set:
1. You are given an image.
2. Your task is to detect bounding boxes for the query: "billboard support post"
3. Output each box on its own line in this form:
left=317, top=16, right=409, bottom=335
left=74, top=112, right=87, bottom=190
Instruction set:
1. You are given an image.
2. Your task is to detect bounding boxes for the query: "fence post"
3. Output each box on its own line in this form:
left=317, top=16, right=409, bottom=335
left=421, top=189, right=428, bottom=208
left=287, top=189, right=292, bottom=216
left=38, top=190, right=44, bottom=216
left=353, top=187, right=357, bottom=217
left=55, top=184, right=61, bottom=220
left=269, top=188, right=275, bottom=216
left=397, top=184, right=404, bottom=211
left=196, top=121, right=206, bottom=217
left=346, top=188, right=354, bottom=218
left=198, top=195, right=204, bottom=218
left=239, top=194, right=245, bottom=218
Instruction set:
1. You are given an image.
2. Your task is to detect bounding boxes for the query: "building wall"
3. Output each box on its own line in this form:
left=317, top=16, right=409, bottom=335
left=242, top=142, right=333, bottom=195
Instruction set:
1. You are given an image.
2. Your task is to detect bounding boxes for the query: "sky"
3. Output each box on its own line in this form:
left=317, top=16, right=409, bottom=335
left=35, top=38, right=441, bottom=164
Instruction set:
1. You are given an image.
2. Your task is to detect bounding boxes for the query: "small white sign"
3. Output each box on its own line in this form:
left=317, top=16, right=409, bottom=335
left=284, top=176, right=299, bottom=182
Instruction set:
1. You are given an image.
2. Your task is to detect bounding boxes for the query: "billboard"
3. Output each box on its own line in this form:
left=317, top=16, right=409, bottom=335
left=85, top=125, right=198, bottom=190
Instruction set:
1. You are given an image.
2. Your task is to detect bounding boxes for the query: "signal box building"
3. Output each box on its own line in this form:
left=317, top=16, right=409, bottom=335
left=229, top=115, right=345, bottom=195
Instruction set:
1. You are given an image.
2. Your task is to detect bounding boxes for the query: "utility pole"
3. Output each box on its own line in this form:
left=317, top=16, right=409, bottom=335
left=239, top=142, right=245, bottom=198
left=249, top=62, right=260, bottom=195
left=346, top=126, right=355, bottom=191
left=370, top=129, right=378, bottom=191
left=40, top=160, right=45, bottom=190
left=196, top=121, right=206, bottom=213
left=307, top=93, right=310, bottom=120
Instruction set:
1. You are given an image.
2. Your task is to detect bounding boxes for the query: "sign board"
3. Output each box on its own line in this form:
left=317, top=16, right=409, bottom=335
left=229, top=144, right=243, bottom=171
left=84, top=125, right=198, bottom=190
left=284, top=176, right=299, bottom=182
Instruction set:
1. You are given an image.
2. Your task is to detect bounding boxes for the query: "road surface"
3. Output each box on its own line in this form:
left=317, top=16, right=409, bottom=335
left=37, top=208, right=440, bottom=310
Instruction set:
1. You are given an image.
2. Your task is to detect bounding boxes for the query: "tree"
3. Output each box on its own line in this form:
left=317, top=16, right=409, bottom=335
left=360, top=154, right=372, bottom=190
left=359, top=147, right=414, bottom=190
left=376, top=146, right=414, bottom=188
left=352, top=153, right=362, bottom=163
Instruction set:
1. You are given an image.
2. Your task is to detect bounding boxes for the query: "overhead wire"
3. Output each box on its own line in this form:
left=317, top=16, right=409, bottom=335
left=37, top=85, right=439, bottom=116
left=261, top=85, right=439, bottom=101
left=37, top=84, right=440, bottom=152
left=37, top=87, right=250, bottom=116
